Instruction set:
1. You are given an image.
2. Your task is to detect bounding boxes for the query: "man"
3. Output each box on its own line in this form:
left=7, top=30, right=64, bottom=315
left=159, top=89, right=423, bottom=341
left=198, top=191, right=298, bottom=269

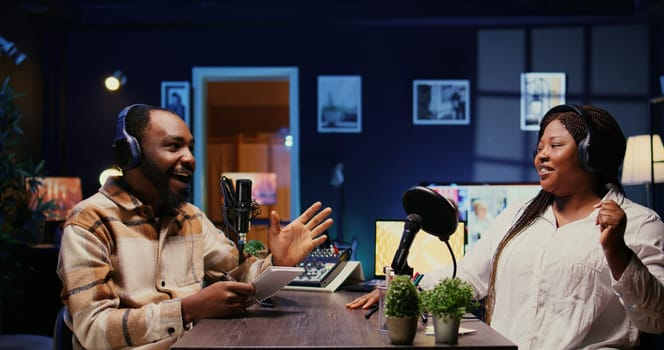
left=57, top=104, right=333, bottom=349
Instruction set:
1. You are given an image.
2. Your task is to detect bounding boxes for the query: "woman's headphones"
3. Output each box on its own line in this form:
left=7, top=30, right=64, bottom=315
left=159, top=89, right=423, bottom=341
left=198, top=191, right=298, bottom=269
left=112, top=104, right=146, bottom=170
left=540, top=104, right=599, bottom=172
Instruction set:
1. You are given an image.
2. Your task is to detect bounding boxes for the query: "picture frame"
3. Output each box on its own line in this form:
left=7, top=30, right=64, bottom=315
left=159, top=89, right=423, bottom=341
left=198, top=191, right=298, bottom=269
left=317, top=75, right=362, bottom=133
left=413, top=79, right=470, bottom=125
left=161, top=81, right=191, bottom=126
left=520, top=72, right=566, bottom=131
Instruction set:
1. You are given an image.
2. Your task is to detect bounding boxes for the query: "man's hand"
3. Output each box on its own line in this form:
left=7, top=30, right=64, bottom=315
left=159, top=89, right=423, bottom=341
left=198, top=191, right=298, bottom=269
left=180, top=281, right=256, bottom=323
left=268, top=201, right=333, bottom=266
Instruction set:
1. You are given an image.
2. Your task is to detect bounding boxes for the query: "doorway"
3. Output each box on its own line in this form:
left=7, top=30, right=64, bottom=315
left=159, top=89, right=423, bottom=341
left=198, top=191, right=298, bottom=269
left=191, top=67, right=300, bottom=226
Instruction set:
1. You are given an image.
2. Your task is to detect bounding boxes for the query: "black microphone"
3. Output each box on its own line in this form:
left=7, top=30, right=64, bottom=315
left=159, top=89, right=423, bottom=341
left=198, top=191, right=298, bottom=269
left=390, top=213, right=423, bottom=276
left=235, top=179, right=253, bottom=243
left=401, top=185, right=460, bottom=277
left=220, top=176, right=260, bottom=263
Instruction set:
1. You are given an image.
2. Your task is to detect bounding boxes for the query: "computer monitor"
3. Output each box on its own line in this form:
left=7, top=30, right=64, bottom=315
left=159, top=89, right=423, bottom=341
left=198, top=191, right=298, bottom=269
left=426, top=183, right=541, bottom=252
left=374, top=220, right=465, bottom=277
left=29, top=177, right=83, bottom=221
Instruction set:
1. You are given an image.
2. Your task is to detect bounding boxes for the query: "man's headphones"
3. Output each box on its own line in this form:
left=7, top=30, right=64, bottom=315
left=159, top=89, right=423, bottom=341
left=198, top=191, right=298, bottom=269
left=541, top=104, right=599, bottom=172
left=112, top=104, right=146, bottom=170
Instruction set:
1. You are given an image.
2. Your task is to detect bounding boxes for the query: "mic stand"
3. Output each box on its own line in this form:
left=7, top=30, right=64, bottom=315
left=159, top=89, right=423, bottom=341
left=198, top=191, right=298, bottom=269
left=442, top=239, right=457, bottom=278
left=396, top=264, right=414, bottom=278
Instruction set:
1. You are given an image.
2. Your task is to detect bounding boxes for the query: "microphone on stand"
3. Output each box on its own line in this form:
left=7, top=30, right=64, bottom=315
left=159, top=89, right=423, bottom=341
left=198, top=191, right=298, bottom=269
left=390, top=213, right=423, bottom=276
left=220, top=176, right=260, bottom=263
left=390, top=186, right=459, bottom=277
left=235, top=179, right=253, bottom=237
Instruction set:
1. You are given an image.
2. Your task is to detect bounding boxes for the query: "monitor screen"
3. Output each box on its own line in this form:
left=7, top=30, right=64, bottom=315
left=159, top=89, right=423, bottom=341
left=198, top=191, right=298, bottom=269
left=29, top=177, right=83, bottom=221
left=426, top=183, right=541, bottom=252
left=374, top=220, right=465, bottom=277
left=220, top=172, right=277, bottom=205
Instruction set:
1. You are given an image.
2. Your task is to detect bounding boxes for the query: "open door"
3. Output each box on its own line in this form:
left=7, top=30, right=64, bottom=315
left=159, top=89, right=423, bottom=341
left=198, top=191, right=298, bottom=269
left=191, top=67, right=300, bottom=237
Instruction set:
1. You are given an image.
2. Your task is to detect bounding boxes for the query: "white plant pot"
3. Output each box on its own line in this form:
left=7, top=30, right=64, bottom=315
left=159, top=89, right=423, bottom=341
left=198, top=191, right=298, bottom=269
left=432, top=315, right=460, bottom=344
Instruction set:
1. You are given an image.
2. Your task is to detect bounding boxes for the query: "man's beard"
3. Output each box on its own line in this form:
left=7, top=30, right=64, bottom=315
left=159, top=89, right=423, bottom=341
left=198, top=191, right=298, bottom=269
left=140, top=155, right=191, bottom=215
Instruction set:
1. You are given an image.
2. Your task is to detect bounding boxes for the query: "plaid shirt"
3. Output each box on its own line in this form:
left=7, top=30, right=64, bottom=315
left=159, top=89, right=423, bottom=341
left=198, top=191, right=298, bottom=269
left=57, top=176, right=271, bottom=349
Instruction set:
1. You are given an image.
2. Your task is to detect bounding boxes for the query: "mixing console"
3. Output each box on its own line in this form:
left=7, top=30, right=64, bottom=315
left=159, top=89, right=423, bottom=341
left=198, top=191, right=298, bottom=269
left=290, top=246, right=351, bottom=288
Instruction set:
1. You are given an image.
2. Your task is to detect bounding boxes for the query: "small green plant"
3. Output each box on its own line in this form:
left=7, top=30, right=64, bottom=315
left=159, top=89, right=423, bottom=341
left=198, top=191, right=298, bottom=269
left=384, top=275, right=421, bottom=318
left=420, top=277, right=479, bottom=322
left=244, top=239, right=266, bottom=257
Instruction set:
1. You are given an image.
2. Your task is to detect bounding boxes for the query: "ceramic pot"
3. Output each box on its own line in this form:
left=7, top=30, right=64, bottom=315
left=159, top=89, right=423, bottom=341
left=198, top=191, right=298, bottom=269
left=432, top=315, right=460, bottom=344
left=386, top=316, right=418, bottom=345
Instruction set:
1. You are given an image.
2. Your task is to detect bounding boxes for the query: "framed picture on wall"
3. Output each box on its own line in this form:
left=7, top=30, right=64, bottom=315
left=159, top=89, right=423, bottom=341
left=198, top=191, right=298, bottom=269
left=413, top=79, right=470, bottom=125
left=161, top=81, right=190, bottom=126
left=317, top=75, right=362, bottom=133
left=520, top=72, right=566, bottom=131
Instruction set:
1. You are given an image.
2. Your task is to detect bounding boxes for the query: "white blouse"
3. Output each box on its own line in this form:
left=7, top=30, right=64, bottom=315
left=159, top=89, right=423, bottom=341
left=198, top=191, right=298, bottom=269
left=421, top=188, right=664, bottom=349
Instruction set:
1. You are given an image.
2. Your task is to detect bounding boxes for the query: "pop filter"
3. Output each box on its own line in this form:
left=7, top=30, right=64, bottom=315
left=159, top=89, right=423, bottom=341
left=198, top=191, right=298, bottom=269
left=402, top=186, right=458, bottom=241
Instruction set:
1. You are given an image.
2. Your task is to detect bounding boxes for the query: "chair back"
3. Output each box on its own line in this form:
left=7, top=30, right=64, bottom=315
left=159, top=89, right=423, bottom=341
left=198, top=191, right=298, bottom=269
left=52, top=306, right=73, bottom=350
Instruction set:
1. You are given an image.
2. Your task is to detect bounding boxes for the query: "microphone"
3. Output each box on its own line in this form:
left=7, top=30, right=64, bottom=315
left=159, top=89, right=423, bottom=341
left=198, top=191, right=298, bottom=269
left=235, top=179, right=253, bottom=236
left=220, top=176, right=260, bottom=262
left=398, top=186, right=460, bottom=277
left=390, top=213, right=423, bottom=276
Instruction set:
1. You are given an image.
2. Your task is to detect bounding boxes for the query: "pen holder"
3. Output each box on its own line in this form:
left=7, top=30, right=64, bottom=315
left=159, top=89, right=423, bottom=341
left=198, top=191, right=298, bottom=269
left=377, top=285, right=388, bottom=332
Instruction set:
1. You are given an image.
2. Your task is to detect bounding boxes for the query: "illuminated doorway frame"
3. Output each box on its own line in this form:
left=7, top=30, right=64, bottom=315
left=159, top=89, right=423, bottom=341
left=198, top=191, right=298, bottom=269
left=191, top=67, right=300, bottom=219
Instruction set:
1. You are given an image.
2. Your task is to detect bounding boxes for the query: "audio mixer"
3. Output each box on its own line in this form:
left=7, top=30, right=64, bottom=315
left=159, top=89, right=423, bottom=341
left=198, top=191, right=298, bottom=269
left=289, top=244, right=351, bottom=288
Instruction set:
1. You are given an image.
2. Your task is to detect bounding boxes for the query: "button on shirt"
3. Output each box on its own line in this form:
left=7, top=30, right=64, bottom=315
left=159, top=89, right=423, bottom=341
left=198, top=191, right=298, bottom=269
left=422, top=187, right=664, bottom=349
left=57, top=177, right=271, bottom=349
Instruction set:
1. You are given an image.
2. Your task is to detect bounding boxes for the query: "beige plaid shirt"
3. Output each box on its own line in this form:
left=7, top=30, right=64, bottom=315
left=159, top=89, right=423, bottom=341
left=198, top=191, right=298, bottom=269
left=57, top=176, right=271, bottom=349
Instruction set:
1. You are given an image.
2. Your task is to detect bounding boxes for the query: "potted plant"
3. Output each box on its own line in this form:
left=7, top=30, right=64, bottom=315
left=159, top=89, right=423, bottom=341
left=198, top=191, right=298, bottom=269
left=1, top=35, right=54, bottom=332
left=383, top=274, right=421, bottom=345
left=244, top=239, right=268, bottom=259
left=420, top=277, right=479, bottom=344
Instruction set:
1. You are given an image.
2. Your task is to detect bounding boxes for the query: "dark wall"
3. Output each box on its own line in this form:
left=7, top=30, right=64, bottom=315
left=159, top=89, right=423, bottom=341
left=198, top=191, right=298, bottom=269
left=44, top=24, right=480, bottom=272
left=50, top=19, right=658, bottom=276
left=3, top=7, right=663, bottom=280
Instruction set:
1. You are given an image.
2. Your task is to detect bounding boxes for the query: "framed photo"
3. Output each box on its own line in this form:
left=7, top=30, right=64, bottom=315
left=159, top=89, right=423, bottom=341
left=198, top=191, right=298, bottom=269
left=520, top=73, right=566, bottom=131
left=161, top=81, right=190, bottom=126
left=413, top=80, right=470, bottom=125
left=317, top=75, right=362, bottom=133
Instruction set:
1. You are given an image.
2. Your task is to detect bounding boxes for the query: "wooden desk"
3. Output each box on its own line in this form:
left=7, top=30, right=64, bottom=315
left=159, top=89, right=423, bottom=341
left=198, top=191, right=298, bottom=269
left=170, top=290, right=516, bottom=349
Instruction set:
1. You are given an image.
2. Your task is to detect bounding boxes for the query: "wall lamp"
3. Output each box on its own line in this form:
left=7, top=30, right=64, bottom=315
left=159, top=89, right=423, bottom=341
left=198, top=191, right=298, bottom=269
left=104, top=70, right=127, bottom=91
left=0, top=35, right=27, bottom=65
left=99, top=167, right=122, bottom=186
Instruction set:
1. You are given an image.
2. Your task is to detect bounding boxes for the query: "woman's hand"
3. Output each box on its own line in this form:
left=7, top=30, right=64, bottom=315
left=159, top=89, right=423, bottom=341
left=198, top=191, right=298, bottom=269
left=594, top=200, right=631, bottom=280
left=345, top=289, right=380, bottom=309
left=269, top=202, right=333, bottom=267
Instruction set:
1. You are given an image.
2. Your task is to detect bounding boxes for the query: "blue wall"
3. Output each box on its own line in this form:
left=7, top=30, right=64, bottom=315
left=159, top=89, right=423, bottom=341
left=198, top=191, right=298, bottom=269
left=33, top=19, right=661, bottom=278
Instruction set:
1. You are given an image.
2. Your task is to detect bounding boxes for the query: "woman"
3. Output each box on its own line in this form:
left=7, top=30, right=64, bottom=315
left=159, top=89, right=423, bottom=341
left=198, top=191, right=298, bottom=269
left=348, top=105, right=664, bottom=349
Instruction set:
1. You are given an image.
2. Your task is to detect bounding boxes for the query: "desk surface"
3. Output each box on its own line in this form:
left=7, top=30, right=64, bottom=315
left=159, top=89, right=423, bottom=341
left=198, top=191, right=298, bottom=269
left=170, top=290, right=516, bottom=349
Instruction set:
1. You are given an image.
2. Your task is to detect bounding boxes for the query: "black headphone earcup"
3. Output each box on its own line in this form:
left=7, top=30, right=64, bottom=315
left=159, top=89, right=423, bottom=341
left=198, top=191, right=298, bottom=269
left=113, top=104, right=145, bottom=170
left=113, top=139, right=134, bottom=170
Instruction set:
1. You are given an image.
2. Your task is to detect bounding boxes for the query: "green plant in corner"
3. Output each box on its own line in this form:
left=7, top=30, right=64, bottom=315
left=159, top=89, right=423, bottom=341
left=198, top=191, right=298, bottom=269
left=0, top=36, right=55, bottom=302
left=420, top=277, right=479, bottom=323
left=384, top=274, right=421, bottom=318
